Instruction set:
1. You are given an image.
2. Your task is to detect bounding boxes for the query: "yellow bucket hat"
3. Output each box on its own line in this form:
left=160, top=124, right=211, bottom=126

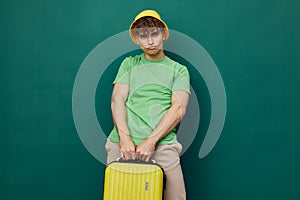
left=129, top=10, right=169, bottom=44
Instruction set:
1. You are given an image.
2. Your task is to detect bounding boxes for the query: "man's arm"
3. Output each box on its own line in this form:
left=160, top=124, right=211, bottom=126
left=136, top=90, right=190, bottom=161
left=111, top=83, right=136, bottom=160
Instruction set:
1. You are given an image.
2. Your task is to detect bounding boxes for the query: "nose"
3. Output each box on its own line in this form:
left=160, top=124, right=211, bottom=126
left=147, top=36, right=154, bottom=45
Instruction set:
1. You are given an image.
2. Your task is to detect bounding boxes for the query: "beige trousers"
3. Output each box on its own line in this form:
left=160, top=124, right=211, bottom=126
left=105, top=141, right=186, bottom=200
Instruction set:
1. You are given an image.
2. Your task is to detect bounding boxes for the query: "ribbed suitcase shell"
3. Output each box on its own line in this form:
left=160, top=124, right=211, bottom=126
left=103, top=161, right=164, bottom=200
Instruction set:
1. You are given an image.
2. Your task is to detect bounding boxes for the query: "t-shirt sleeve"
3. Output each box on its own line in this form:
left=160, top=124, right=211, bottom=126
left=113, top=58, right=131, bottom=85
left=172, top=65, right=191, bottom=94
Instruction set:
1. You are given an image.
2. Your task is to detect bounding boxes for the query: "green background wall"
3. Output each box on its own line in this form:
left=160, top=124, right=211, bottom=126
left=1, top=0, right=300, bottom=199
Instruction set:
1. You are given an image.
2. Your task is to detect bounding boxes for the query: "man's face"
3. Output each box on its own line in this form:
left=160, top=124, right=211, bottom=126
left=134, top=27, right=165, bottom=57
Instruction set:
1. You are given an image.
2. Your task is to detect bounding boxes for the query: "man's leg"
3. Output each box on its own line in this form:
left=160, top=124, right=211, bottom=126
left=152, top=143, right=186, bottom=200
left=164, top=163, right=186, bottom=200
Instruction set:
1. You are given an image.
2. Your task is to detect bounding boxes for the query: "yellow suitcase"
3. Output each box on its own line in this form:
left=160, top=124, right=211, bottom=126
left=103, top=160, right=165, bottom=200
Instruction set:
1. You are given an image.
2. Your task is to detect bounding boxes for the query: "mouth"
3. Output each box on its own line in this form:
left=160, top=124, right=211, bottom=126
left=147, top=46, right=157, bottom=50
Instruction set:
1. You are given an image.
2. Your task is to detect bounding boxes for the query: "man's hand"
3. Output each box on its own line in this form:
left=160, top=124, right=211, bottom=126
left=119, top=134, right=136, bottom=160
left=135, top=138, right=156, bottom=162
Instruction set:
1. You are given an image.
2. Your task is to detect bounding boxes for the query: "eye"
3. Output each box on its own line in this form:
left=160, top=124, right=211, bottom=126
left=139, top=35, right=146, bottom=39
left=151, top=32, right=159, bottom=37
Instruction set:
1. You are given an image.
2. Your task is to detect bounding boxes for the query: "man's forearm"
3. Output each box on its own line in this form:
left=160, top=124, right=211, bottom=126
left=111, top=100, right=130, bottom=138
left=148, top=103, right=185, bottom=144
left=111, top=98, right=136, bottom=160
left=135, top=103, right=185, bottom=162
left=146, top=91, right=189, bottom=145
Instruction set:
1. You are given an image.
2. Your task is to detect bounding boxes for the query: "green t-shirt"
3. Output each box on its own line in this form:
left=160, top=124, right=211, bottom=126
left=108, top=53, right=190, bottom=145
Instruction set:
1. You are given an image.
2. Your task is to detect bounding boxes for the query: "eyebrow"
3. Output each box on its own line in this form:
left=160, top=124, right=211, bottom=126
left=134, top=27, right=162, bottom=37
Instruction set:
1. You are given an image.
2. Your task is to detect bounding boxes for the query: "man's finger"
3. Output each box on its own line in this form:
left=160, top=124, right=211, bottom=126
left=140, top=152, right=150, bottom=162
left=120, top=151, right=124, bottom=159
left=131, top=152, right=137, bottom=160
left=145, top=155, right=151, bottom=162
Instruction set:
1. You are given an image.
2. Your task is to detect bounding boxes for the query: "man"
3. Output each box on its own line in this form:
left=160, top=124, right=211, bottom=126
left=105, top=10, right=190, bottom=200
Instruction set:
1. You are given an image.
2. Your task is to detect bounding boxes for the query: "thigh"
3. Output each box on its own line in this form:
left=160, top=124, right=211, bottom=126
left=152, top=143, right=186, bottom=200
left=105, top=141, right=121, bottom=165
left=164, top=164, right=186, bottom=200
left=152, top=143, right=182, bottom=171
